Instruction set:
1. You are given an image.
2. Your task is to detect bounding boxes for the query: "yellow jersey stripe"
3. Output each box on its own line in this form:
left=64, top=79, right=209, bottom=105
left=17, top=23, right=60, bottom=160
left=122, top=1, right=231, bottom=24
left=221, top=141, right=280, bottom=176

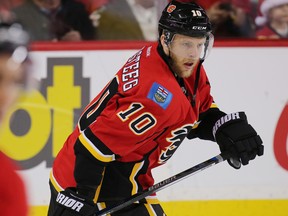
left=93, top=167, right=105, bottom=203
left=49, top=170, right=64, bottom=192
left=129, top=161, right=145, bottom=195
left=144, top=203, right=157, bottom=216
left=79, top=133, right=115, bottom=163
left=96, top=203, right=111, bottom=216
left=210, top=103, right=218, bottom=108
left=145, top=196, right=160, bottom=204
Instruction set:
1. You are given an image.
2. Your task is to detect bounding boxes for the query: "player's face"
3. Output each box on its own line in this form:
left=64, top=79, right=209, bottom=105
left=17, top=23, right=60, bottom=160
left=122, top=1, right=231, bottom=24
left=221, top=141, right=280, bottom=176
left=0, top=54, right=25, bottom=124
left=161, top=34, right=206, bottom=78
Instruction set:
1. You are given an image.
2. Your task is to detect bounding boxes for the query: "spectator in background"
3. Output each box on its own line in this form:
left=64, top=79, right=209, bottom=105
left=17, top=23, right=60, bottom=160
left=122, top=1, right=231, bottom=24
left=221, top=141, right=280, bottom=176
left=97, top=0, right=167, bottom=41
left=178, top=0, right=256, bottom=38
left=77, top=0, right=109, bottom=14
left=11, top=0, right=95, bottom=41
left=255, top=0, right=288, bottom=39
left=0, top=0, right=24, bottom=10
left=0, top=12, right=31, bottom=216
left=77, top=0, right=109, bottom=29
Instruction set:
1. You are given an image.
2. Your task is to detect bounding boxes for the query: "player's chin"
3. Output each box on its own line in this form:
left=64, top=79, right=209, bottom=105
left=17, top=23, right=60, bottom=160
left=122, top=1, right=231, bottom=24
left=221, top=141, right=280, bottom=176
left=179, top=69, right=193, bottom=78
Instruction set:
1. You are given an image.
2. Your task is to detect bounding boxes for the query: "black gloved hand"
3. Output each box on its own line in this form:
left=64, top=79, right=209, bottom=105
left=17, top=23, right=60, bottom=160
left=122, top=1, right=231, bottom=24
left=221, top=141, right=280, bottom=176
left=53, top=187, right=97, bottom=216
left=213, top=112, right=264, bottom=169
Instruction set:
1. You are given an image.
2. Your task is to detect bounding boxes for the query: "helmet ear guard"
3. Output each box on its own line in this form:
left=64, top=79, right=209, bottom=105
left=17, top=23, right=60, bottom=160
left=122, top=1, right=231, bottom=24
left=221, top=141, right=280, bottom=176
left=163, top=29, right=174, bottom=45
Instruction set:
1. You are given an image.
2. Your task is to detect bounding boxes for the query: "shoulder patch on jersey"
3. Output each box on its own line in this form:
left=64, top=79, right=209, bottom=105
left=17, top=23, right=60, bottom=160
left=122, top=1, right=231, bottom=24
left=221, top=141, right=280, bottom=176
left=147, top=82, right=173, bottom=110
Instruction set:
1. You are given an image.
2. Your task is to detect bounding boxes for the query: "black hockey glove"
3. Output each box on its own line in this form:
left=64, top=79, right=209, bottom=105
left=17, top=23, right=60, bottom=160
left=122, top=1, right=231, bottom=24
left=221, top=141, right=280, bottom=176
left=213, top=112, right=264, bottom=169
left=53, top=187, right=97, bottom=216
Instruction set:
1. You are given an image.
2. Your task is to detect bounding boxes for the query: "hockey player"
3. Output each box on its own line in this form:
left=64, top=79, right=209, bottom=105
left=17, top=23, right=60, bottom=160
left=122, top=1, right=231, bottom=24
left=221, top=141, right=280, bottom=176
left=0, top=16, right=30, bottom=216
left=48, top=1, right=264, bottom=215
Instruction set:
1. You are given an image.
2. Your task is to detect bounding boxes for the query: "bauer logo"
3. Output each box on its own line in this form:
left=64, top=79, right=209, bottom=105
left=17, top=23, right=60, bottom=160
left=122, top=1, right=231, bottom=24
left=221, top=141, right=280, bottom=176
left=147, top=82, right=173, bottom=110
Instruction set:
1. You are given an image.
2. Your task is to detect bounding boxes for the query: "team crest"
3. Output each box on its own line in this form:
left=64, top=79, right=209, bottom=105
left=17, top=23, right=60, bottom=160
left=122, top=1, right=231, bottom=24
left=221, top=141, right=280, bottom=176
left=167, top=5, right=176, bottom=13
left=155, top=86, right=168, bottom=103
left=147, top=82, right=173, bottom=110
left=159, top=125, right=193, bottom=164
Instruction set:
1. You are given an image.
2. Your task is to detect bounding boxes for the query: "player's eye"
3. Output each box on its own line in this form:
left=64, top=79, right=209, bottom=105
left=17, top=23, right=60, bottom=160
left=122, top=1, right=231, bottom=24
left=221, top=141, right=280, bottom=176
left=197, top=43, right=204, bottom=49
left=181, top=42, right=193, bottom=49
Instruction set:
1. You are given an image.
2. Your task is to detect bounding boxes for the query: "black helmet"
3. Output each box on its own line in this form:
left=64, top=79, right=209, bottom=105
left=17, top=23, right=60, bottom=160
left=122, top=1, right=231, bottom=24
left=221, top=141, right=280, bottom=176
left=0, top=15, right=32, bottom=89
left=159, top=0, right=212, bottom=40
left=0, top=18, right=30, bottom=63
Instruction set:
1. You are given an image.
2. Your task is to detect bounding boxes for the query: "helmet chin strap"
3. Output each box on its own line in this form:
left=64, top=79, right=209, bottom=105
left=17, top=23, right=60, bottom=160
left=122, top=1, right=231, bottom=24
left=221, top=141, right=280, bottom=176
left=191, top=59, right=203, bottom=107
left=162, top=31, right=178, bottom=76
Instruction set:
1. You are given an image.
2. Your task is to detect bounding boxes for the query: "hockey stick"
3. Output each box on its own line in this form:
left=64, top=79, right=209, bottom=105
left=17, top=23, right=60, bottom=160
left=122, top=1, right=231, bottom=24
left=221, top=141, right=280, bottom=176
left=94, top=152, right=229, bottom=216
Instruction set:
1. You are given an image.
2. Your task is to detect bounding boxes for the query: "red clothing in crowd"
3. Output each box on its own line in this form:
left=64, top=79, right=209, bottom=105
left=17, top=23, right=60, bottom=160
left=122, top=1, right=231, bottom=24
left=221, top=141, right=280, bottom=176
left=0, top=151, right=28, bottom=216
left=176, top=0, right=252, bottom=13
left=256, top=26, right=283, bottom=39
left=77, top=0, right=109, bottom=13
left=0, top=0, right=23, bottom=10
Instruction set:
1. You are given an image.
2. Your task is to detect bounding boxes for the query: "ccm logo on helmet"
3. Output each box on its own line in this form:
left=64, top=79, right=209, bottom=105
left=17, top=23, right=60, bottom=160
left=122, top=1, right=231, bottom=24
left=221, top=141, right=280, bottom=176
left=56, top=193, right=84, bottom=212
left=192, top=26, right=207, bottom=30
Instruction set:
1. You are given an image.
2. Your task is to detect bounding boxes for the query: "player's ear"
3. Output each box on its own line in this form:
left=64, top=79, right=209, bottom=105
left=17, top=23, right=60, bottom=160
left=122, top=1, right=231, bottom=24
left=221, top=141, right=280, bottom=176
left=160, top=34, right=167, bottom=47
left=160, top=34, right=170, bottom=56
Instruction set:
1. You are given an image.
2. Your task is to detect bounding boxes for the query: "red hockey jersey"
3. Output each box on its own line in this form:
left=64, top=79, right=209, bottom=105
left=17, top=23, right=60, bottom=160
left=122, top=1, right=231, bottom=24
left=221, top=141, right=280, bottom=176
left=51, top=42, right=217, bottom=202
left=0, top=151, right=28, bottom=216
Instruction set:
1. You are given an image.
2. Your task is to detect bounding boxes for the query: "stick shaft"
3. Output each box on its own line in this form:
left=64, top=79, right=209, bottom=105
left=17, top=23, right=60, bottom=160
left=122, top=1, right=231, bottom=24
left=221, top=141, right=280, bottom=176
left=95, top=152, right=228, bottom=216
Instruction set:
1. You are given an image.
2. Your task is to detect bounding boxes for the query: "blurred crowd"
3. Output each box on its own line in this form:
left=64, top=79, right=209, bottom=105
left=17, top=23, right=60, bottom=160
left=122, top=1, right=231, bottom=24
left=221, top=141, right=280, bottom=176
left=0, top=0, right=288, bottom=41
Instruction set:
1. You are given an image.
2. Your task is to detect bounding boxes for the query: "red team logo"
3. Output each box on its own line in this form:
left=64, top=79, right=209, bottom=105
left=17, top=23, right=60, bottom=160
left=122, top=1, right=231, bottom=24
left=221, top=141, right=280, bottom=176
left=274, top=103, right=288, bottom=171
left=167, top=5, right=176, bottom=13
left=159, top=125, right=193, bottom=164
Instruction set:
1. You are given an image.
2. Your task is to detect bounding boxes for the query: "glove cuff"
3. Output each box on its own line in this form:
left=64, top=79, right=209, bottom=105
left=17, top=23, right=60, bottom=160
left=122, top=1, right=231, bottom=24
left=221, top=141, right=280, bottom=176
left=77, top=184, right=97, bottom=200
left=212, top=112, right=247, bottom=139
left=56, top=188, right=96, bottom=216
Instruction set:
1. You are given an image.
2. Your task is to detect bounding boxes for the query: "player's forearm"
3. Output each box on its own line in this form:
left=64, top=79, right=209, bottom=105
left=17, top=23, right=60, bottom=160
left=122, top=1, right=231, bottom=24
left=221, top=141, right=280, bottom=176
left=187, top=108, right=226, bottom=141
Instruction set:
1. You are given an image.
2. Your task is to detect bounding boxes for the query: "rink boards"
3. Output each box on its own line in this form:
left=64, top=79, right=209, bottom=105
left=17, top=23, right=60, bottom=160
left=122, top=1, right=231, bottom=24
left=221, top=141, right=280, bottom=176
left=0, top=41, right=287, bottom=216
